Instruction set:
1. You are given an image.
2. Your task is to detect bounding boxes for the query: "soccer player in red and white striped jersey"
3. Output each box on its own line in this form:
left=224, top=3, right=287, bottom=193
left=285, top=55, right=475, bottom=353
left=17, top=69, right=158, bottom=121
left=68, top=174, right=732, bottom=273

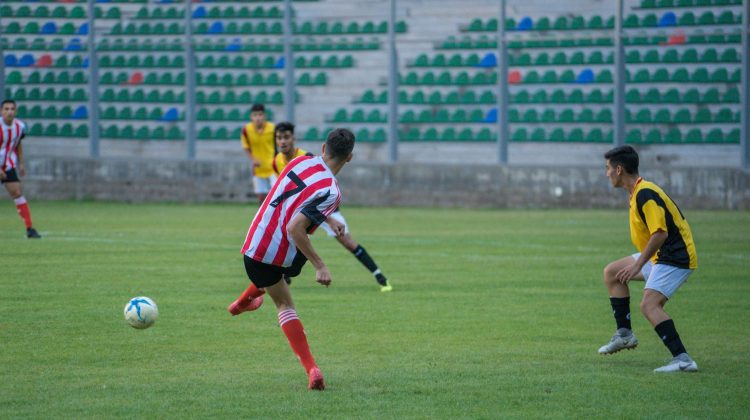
left=0, top=100, right=41, bottom=238
left=228, top=128, right=355, bottom=391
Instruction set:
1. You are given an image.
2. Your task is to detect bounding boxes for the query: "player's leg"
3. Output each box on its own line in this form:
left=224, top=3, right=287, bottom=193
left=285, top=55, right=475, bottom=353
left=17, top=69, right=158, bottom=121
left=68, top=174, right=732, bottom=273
left=227, top=256, right=268, bottom=315
left=598, top=255, right=646, bottom=354
left=326, top=212, right=391, bottom=291
left=252, top=176, right=270, bottom=204
left=641, top=265, right=697, bottom=372
left=3, top=172, right=40, bottom=238
left=264, top=279, right=325, bottom=390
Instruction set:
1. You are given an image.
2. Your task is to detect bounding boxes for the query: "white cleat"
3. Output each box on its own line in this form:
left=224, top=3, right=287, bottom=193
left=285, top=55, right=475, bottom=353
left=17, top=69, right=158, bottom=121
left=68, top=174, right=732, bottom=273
left=598, top=331, right=638, bottom=354
left=654, top=353, right=698, bottom=373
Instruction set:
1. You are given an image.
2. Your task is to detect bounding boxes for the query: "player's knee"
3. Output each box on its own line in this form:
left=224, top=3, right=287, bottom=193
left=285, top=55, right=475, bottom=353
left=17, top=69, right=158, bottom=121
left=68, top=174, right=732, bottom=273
left=603, top=264, right=618, bottom=284
left=639, top=297, right=658, bottom=317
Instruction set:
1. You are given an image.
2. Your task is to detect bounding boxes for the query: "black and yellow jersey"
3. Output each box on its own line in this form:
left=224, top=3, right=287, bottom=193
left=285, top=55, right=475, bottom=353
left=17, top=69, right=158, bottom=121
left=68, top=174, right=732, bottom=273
left=272, top=147, right=309, bottom=175
left=629, top=178, right=697, bottom=269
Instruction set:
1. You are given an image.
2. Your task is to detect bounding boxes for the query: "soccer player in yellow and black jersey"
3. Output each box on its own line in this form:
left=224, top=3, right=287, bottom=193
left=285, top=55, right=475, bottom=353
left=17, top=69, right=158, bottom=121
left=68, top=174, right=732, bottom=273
left=599, top=145, right=698, bottom=372
left=272, top=122, right=392, bottom=292
left=241, top=104, right=276, bottom=204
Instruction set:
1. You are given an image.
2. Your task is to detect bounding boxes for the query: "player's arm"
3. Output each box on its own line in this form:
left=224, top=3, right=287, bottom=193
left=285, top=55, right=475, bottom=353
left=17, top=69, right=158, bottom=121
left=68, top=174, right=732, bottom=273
left=616, top=195, right=669, bottom=283
left=241, top=129, right=260, bottom=168
left=287, top=213, right=331, bottom=286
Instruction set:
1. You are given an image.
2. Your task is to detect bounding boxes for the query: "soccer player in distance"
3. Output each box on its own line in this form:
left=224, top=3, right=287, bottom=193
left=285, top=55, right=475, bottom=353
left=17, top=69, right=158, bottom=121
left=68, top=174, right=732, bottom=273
left=241, top=104, right=276, bottom=204
left=0, top=100, right=41, bottom=238
left=228, top=128, right=355, bottom=390
left=272, top=122, right=392, bottom=292
left=599, top=145, right=698, bottom=373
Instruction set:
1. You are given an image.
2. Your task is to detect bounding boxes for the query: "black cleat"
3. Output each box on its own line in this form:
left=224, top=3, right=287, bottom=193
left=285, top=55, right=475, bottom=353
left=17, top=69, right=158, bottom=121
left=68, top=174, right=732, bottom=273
left=375, top=273, right=388, bottom=287
left=26, top=227, right=41, bottom=239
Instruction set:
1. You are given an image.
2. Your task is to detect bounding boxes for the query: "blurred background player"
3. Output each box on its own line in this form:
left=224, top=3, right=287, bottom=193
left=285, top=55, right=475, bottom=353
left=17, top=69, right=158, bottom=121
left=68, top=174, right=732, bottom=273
left=599, top=145, right=698, bottom=373
left=228, top=128, right=356, bottom=391
left=272, top=122, right=392, bottom=292
left=241, top=104, right=276, bottom=204
left=0, top=100, right=41, bottom=239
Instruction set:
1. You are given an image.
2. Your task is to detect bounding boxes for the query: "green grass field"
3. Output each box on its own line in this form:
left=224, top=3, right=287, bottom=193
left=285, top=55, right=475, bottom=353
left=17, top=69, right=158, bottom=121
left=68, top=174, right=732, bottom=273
left=1, top=201, right=748, bottom=418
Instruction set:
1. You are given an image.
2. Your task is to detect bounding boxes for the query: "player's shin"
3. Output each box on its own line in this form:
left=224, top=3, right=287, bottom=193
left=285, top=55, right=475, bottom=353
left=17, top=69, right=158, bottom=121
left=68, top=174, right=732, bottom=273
left=278, top=309, right=318, bottom=372
left=14, top=196, right=32, bottom=228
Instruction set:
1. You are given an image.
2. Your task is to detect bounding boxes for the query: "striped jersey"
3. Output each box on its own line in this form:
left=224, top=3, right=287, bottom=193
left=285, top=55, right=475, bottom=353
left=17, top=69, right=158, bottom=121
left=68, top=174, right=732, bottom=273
left=241, top=155, right=341, bottom=267
left=630, top=178, right=697, bottom=269
left=0, top=118, right=27, bottom=172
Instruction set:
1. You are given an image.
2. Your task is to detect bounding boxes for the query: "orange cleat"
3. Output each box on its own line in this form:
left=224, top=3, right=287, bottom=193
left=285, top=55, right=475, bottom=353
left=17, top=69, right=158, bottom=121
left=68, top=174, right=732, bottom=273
left=227, top=295, right=264, bottom=316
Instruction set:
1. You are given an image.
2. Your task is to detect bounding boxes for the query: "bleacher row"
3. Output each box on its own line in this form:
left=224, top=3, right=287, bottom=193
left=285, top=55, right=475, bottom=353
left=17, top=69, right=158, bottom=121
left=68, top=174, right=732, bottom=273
left=1, top=0, right=745, bottom=145
left=312, top=0, right=744, bottom=144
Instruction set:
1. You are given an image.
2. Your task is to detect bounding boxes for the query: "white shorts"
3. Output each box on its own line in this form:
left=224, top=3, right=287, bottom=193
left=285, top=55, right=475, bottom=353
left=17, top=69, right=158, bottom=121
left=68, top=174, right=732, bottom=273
left=632, top=253, right=693, bottom=299
left=320, top=211, right=349, bottom=237
left=253, top=175, right=277, bottom=194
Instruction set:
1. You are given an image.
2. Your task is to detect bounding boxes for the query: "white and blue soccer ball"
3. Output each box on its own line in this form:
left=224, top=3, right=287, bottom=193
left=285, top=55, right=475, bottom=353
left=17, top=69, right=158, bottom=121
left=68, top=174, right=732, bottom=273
left=124, top=296, right=159, bottom=329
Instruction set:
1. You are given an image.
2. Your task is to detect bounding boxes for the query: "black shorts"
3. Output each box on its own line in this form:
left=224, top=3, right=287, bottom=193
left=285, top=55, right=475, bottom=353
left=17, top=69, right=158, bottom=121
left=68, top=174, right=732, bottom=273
left=1, top=168, right=19, bottom=184
left=243, top=251, right=308, bottom=288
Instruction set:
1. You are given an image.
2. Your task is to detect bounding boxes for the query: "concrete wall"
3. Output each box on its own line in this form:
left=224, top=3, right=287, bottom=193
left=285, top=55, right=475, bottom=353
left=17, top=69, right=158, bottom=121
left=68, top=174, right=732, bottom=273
left=21, top=156, right=750, bottom=210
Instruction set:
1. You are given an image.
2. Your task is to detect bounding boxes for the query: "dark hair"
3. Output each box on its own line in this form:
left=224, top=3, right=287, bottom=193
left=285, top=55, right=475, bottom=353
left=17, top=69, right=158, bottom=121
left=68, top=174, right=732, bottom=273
left=604, top=145, right=639, bottom=175
left=1, top=99, right=17, bottom=107
left=274, top=121, right=294, bottom=137
left=325, top=128, right=355, bottom=161
left=250, top=103, right=265, bottom=113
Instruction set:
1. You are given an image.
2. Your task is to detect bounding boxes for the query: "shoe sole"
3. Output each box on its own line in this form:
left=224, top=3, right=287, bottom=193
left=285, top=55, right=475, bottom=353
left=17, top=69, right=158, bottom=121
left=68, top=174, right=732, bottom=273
left=599, top=343, right=638, bottom=355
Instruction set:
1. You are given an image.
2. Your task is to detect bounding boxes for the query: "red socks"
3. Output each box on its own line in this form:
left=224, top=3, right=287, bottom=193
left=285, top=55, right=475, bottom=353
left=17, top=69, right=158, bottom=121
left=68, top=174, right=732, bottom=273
left=238, top=283, right=265, bottom=302
left=278, top=309, right=317, bottom=373
left=14, top=196, right=32, bottom=229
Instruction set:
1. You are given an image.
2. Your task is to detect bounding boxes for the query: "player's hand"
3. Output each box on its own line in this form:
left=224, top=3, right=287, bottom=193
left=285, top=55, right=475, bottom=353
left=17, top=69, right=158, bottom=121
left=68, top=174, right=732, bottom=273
left=315, top=266, right=332, bottom=287
left=17, top=164, right=25, bottom=177
left=616, top=263, right=641, bottom=284
left=0, top=170, right=6, bottom=181
left=325, top=217, right=345, bottom=237
left=252, top=158, right=261, bottom=168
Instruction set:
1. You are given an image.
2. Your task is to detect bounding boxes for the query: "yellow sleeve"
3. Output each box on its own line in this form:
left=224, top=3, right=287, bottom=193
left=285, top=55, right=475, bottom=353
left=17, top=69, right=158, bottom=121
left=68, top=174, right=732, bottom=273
left=241, top=125, right=251, bottom=150
left=641, top=200, right=668, bottom=234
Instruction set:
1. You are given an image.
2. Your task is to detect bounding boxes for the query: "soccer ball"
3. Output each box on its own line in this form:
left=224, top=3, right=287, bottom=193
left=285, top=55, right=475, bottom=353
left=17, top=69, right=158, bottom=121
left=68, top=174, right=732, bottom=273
left=124, top=296, right=159, bottom=329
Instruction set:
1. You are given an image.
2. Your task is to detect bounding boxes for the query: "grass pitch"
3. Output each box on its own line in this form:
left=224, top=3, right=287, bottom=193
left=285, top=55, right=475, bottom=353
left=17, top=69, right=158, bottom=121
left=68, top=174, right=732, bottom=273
left=1, top=201, right=748, bottom=418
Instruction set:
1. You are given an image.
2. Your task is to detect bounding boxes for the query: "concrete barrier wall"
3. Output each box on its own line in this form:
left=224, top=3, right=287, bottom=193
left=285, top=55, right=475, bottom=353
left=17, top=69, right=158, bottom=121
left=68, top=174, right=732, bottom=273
left=20, top=156, right=750, bottom=210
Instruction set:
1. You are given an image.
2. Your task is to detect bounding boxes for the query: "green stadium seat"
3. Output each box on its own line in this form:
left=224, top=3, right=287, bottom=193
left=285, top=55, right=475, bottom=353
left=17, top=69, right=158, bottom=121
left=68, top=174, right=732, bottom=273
left=654, top=109, right=671, bottom=124
left=508, top=109, right=520, bottom=123
left=674, top=109, right=691, bottom=124
left=702, top=88, right=720, bottom=103
left=635, top=108, right=652, bottom=123
left=730, top=69, right=741, bottom=83
left=645, top=128, right=663, bottom=144
left=541, top=109, right=556, bottom=123
left=684, top=129, right=703, bottom=143
left=726, top=129, right=740, bottom=143
left=714, top=108, right=735, bottom=123
left=698, top=11, right=715, bottom=25
left=44, top=124, right=59, bottom=137
left=512, top=128, right=528, bottom=142
left=694, top=108, right=712, bottom=123
left=664, top=129, right=682, bottom=144
left=542, top=71, right=557, bottom=83
left=549, top=90, right=564, bottom=103
left=705, top=129, right=724, bottom=143
left=522, top=109, right=539, bottom=123
left=700, top=48, right=718, bottom=63
left=662, top=88, right=680, bottom=103
left=529, top=128, right=546, bottom=142
left=711, top=68, right=728, bottom=83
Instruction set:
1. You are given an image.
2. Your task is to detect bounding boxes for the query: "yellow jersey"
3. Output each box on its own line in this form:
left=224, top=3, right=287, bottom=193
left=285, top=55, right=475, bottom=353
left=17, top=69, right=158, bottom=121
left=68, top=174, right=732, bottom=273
left=241, top=121, right=275, bottom=178
left=272, top=148, right=309, bottom=175
left=629, top=178, right=697, bottom=269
